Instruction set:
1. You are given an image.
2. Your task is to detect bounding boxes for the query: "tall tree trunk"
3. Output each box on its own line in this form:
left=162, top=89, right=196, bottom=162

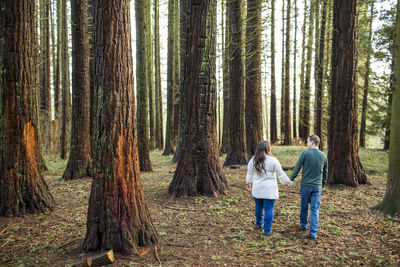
left=315, top=0, right=328, bottom=149
left=169, top=0, right=228, bottom=197
left=283, top=0, right=292, bottom=145
left=163, top=0, right=176, bottom=156
left=173, top=0, right=180, bottom=150
left=245, top=0, right=263, bottom=156
left=147, top=0, right=156, bottom=151
left=173, top=0, right=188, bottom=163
left=63, top=0, right=91, bottom=180
left=327, top=0, right=368, bottom=186
left=136, top=0, right=152, bottom=172
left=280, top=0, right=285, bottom=139
left=221, top=0, right=230, bottom=153
left=223, top=0, right=248, bottom=166
left=83, top=0, right=158, bottom=253
left=154, top=0, right=163, bottom=150
left=270, top=0, right=278, bottom=144
left=39, top=0, right=51, bottom=153
left=55, top=0, right=62, bottom=121
left=384, top=79, right=393, bottom=151
left=60, top=0, right=71, bottom=160
left=293, top=0, right=298, bottom=140
left=89, top=0, right=96, bottom=156
left=300, top=0, right=314, bottom=143
left=360, top=4, right=374, bottom=148
left=375, top=0, right=400, bottom=215
left=299, top=0, right=308, bottom=142
left=0, top=0, right=54, bottom=217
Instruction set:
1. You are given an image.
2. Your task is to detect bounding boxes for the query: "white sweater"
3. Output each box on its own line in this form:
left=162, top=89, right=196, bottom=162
left=246, top=156, right=292, bottom=199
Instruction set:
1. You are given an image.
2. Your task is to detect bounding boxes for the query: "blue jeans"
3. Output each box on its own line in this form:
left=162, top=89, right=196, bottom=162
left=253, top=198, right=276, bottom=235
left=300, top=187, right=322, bottom=238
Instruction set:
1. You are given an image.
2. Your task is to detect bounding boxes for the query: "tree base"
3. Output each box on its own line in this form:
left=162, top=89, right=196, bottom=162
left=223, top=151, right=248, bottom=166
left=63, top=157, right=92, bottom=180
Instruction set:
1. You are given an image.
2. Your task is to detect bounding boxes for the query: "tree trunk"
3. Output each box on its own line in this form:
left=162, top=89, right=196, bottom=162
left=299, top=0, right=308, bottom=143
left=221, top=0, right=230, bottom=153
left=315, top=0, right=328, bottom=149
left=136, top=0, right=153, bottom=172
left=163, top=0, right=176, bottom=156
left=359, top=4, right=374, bottom=148
left=293, top=0, right=298, bottom=140
left=300, top=0, right=314, bottom=143
left=60, top=0, right=71, bottom=160
left=55, top=0, right=62, bottom=121
left=283, top=0, right=292, bottom=145
left=327, top=0, right=368, bottom=186
left=83, top=0, right=158, bottom=253
left=375, top=0, right=400, bottom=215
left=173, top=0, right=188, bottom=163
left=280, top=0, right=285, bottom=139
left=223, top=0, right=248, bottom=166
left=39, top=0, right=51, bottom=153
left=0, top=0, right=54, bottom=217
left=245, top=0, right=263, bottom=156
left=270, top=0, right=277, bottom=144
left=89, top=0, right=96, bottom=157
left=147, top=0, right=156, bottom=151
left=63, top=0, right=92, bottom=180
left=173, top=0, right=180, bottom=151
left=154, top=0, right=163, bottom=150
left=384, top=86, right=393, bottom=150
left=169, top=0, right=228, bottom=198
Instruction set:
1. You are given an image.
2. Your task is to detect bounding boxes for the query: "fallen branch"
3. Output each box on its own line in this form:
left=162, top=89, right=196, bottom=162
left=155, top=246, right=162, bottom=265
left=165, top=206, right=197, bottom=212
left=0, top=240, right=10, bottom=248
left=59, top=238, right=79, bottom=249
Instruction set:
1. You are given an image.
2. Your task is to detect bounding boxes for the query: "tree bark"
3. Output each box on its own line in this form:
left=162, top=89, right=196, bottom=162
left=293, top=0, right=298, bottom=140
left=63, top=0, right=92, bottom=180
left=169, top=0, right=228, bottom=198
left=280, top=0, right=285, bottom=139
left=136, top=0, right=153, bottom=172
left=299, top=0, right=308, bottom=143
left=221, top=0, right=230, bottom=153
left=173, top=0, right=180, bottom=152
left=327, top=0, right=368, bottom=186
left=154, top=0, right=163, bottom=150
left=0, top=0, right=54, bottom=217
left=163, top=0, right=176, bottom=156
left=270, top=0, right=277, bottom=144
left=147, top=0, right=156, bottom=151
left=315, top=0, right=328, bottom=149
left=223, top=0, right=248, bottom=166
left=359, top=4, right=374, bottom=148
left=83, top=0, right=158, bottom=253
left=245, top=0, right=263, bottom=156
left=283, top=0, right=292, bottom=145
left=60, top=0, right=71, bottom=160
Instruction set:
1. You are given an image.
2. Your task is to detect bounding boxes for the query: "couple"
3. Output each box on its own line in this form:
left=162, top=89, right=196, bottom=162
left=246, top=135, right=328, bottom=239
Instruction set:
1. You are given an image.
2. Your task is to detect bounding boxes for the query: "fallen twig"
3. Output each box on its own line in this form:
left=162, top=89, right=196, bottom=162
left=165, top=206, right=196, bottom=212
left=166, top=242, right=191, bottom=247
left=0, top=240, right=10, bottom=248
left=155, top=246, right=162, bottom=265
left=59, top=238, right=78, bottom=249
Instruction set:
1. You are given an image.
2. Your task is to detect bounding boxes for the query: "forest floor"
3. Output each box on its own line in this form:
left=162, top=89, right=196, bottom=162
left=0, top=146, right=399, bottom=266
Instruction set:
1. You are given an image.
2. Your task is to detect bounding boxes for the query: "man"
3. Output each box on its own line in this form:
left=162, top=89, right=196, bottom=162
left=290, top=135, right=328, bottom=239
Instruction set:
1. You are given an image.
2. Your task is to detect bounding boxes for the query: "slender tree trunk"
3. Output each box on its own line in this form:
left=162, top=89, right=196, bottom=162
left=375, top=0, right=400, bottom=215
left=154, top=0, right=163, bottom=150
left=136, top=0, right=152, bottom=172
left=163, top=0, right=176, bottom=156
left=299, top=0, right=308, bottom=142
left=245, top=0, right=263, bottom=156
left=283, top=0, right=292, bottom=145
left=39, top=0, right=51, bottom=153
left=315, top=0, right=328, bottom=149
left=0, top=0, right=54, bottom=217
left=169, top=0, right=228, bottom=197
left=280, top=0, right=285, bottom=139
left=63, top=0, right=91, bottom=180
left=293, top=0, right=298, bottom=140
left=89, top=0, right=96, bottom=156
left=221, top=0, right=230, bottom=153
left=384, top=78, right=393, bottom=150
left=327, top=0, right=368, bottom=186
left=360, top=5, right=374, bottom=148
left=83, top=0, right=158, bottom=253
left=223, top=0, right=248, bottom=166
left=173, top=0, right=188, bottom=163
left=173, top=0, right=180, bottom=149
left=55, top=0, right=62, bottom=121
left=147, top=0, right=156, bottom=151
left=270, top=0, right=278, bottom=144
left=60, top=0, right=71, bottom=160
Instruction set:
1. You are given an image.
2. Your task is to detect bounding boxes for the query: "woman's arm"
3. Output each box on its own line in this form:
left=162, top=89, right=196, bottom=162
left=274, top=158, right=294, bottom=185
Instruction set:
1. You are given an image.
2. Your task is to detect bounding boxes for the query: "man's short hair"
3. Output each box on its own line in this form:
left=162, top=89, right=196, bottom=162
left=309, top=135, right=320, bottom=145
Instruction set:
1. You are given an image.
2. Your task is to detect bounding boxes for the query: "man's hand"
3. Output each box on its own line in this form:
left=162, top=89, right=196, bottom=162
left=245, top=183, right=252, bottom=191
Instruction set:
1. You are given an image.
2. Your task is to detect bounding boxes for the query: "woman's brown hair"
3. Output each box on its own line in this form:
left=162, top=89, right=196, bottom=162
left=253, top=140, right=273, bottom=174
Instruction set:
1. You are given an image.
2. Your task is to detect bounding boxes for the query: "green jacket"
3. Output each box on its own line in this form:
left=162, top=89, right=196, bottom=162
left=290, top=148, right=328, bottom=188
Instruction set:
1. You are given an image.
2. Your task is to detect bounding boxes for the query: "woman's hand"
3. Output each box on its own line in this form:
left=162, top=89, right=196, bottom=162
left=245, top=183, right=252, bottom=191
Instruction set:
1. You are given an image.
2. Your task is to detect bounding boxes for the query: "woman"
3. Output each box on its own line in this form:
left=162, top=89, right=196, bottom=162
left=246, top=140, right=293, bottom=235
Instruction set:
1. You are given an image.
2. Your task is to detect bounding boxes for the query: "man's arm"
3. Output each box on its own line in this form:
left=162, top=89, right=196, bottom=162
left=322, top=157, right=328, bottom=187
left=290, top=152, right=304, bottom=181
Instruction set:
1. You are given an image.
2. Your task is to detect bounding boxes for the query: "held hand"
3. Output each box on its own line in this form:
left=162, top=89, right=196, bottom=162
left=245, top=183, right=252, bottom=191
left=288, top=181, right=295, bottom=187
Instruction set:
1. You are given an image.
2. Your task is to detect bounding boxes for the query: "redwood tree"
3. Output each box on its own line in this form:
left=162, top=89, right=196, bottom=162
left=283, top=0, right=292, bottom=145
left=83, top=0, right=158, bottom=252
left=63, top=0, right=91, bottom=180
left=270, top=0, right=278, bottom=144
left=169, top=0, right=228, bottom=197
left=0, top=0, right=54, bottom=217
left=375, top=0, right=400, bottom=215
left=245, top=0, right=263, bottom=156
left=221, top=0, right=230, bottom=153
left=327, top=0, right=368, bottom=186
left=223, top=0, right=248, bottom=166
